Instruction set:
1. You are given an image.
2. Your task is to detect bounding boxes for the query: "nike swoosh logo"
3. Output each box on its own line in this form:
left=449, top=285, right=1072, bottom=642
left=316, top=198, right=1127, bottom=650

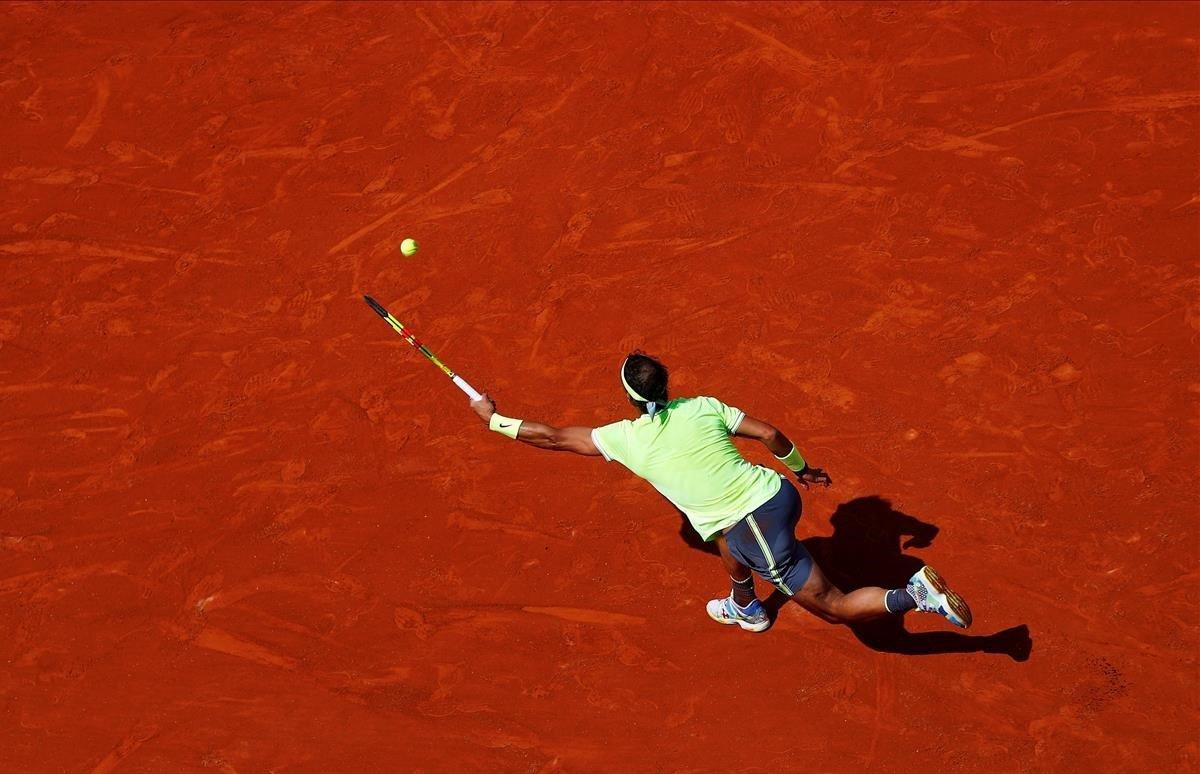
left=499, top=423, right=512, bottom=428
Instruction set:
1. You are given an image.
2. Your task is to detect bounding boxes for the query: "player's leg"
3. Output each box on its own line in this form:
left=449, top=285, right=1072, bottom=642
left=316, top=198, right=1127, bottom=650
left=721, top=480, right=973, bottom=629
left=741, top=508, right=895, bottom=623
left=791, top=538, right=973, bottom=627
left=791, top=559, right=894, bottom=623
left=710, top=481, right=809, bottom=632
left=706, top=535, right=771, bottom=632
left=715, top=535, right=756, bottom=607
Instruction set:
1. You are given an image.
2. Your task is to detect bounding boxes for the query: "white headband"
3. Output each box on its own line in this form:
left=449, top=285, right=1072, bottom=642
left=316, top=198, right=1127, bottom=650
left=620, top=357, right=650, bottom=401
left=621, top=357, right=660, bottom=417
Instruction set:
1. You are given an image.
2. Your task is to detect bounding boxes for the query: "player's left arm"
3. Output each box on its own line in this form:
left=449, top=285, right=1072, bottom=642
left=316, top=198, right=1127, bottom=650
left=470, top=394, right=601, bottom=456
left=736, top=414, right=832, bottom=488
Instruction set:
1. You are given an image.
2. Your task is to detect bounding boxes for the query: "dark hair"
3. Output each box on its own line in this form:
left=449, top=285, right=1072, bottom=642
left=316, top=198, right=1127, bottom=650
left=623, top=351, right=669, bottom=412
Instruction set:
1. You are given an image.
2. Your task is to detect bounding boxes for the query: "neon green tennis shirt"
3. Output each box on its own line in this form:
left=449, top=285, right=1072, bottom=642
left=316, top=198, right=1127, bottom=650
left=590, top=396, right=783, bottom=541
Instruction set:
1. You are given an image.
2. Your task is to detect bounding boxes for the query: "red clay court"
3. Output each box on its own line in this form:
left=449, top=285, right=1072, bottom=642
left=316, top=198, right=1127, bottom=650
left=2, top=2, right=1198, bottom=771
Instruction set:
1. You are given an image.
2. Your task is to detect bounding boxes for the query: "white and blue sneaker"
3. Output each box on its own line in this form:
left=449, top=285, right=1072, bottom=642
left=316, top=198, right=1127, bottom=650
left=706, top=596, right=771, bottom=633
left=908, top=566, right=973, bottom=628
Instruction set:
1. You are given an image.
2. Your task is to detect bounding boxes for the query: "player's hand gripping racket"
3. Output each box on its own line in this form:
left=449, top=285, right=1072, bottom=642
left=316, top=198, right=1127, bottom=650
left=362, top=295, right=483, bottom=401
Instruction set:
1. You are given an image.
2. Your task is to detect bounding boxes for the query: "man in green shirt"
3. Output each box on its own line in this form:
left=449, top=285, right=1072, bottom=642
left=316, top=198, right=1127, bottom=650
left=470, top=352, right=972, bottom=633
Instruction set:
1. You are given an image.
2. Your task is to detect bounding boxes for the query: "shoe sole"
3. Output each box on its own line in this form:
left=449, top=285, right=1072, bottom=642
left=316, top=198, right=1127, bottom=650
left=706, top=605, right=771, bottom=633
left=921, top=566, right=973, bottom=628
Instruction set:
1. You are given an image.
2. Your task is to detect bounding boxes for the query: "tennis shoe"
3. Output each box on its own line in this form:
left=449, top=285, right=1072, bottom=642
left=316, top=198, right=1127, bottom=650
left=907, top=566, right=973, bottom=628
left=706, top=596, right=771, bottom=633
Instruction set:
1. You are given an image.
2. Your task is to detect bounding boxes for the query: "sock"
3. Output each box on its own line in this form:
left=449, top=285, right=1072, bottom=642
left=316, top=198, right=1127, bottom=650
left=884, top=587, right=918, bottom=614
left=731, top=576, right=756, bottom=608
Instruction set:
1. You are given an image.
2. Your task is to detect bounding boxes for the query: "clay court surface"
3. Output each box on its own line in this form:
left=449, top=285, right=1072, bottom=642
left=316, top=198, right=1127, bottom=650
left=2, top=1, right=1198, bottom=771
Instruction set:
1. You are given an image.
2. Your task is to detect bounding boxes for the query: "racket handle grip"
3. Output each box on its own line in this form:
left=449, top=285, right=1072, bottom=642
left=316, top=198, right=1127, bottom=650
left=452, top=375, right=483, bottom=402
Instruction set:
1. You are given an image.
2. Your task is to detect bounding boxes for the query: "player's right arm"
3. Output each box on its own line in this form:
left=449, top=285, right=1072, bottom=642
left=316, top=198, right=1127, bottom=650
left=512, top=421, right=600, bottom=455
left=735, top=414, right=832, bottom=489
left=469, top=394, right=601, bottom=456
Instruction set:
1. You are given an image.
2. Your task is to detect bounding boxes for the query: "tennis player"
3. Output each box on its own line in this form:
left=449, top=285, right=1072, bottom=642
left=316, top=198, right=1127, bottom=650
left=470, top=352, right=972, bottom=633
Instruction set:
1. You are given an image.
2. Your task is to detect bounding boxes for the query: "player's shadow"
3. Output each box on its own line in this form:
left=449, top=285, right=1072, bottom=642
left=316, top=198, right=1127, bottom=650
left=679, top=496, right=1032, bottom=661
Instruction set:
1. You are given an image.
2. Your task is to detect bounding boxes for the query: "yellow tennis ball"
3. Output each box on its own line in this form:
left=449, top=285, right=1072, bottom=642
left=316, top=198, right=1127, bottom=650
left=399, top=238, right=419, bottom=257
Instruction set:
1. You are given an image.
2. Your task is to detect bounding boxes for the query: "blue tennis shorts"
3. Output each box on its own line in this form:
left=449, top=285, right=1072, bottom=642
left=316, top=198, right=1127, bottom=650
left=724, top=480, right=813, bottom=596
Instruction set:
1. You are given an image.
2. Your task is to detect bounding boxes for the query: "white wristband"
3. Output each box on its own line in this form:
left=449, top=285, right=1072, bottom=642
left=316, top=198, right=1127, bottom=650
left=488, top=412, right=522, bottom=440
